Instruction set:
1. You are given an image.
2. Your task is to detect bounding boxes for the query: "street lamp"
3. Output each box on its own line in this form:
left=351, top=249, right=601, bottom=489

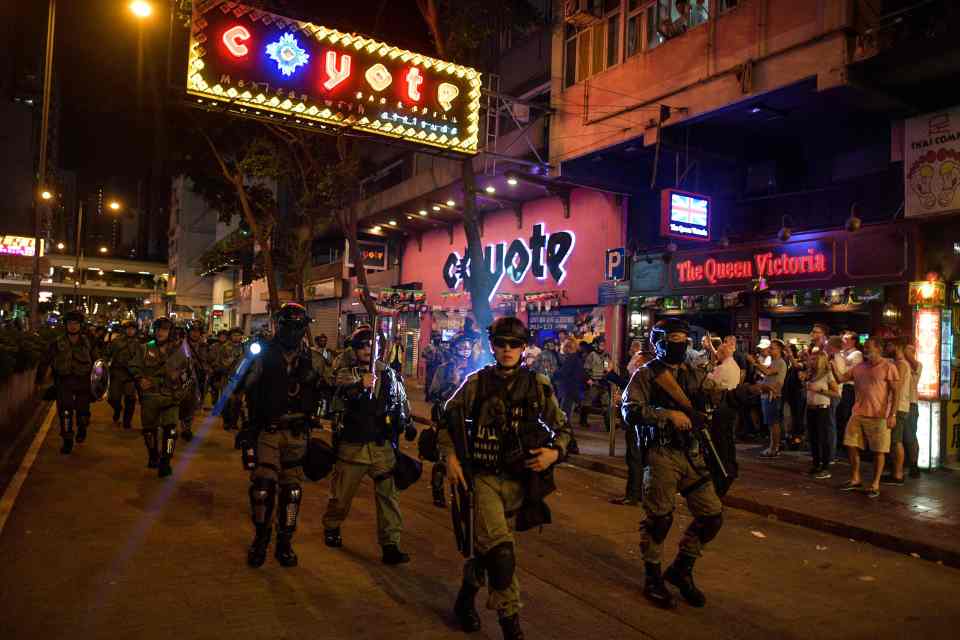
left=40, top=190, right=54, bottom=201
left=129, top=1, right=153, bottom=18
left=99, top=246, right=108, bottom=254
left=56, top=242, right=65, bottom=250
left=108, top=200, right=122, bottom=211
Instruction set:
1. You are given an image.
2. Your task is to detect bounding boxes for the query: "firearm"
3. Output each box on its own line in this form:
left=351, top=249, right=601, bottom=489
left=447, top=402, right=475, bottom=559
left=687, top=406, right=728, bottom=482
left=369, top=316, right=379, bottom=400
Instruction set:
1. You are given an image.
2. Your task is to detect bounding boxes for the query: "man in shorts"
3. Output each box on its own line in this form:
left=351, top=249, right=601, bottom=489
left=835, top=337, right=899, bottom=498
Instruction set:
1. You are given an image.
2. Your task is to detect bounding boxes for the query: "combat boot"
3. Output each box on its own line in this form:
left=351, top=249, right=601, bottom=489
left=498, top=613, right=524, bottom=640
left=147, top=451, right=159, bottom=468
left=61, top=435, right=74, bottom=455
left=324, top=528, right=343, bottom=547
left=381, top=544, right=410, bottom=565
left=75, top=415, right=89, bottom=443
left=275, top=533, right=298, bottom=567
left=643, top=562, right=677, bottom=609
left=157, top=457, right=173, bottom=478
left=454, top=582, right=482, bottom=632
left=247, top=526, right=271, bottom=568
left=664, top=553, right=706, bottom=607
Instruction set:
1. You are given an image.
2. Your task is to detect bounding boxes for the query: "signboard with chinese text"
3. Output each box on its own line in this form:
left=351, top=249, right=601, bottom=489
left=188, top=1, right=481, bottom=154
left=0, top=235, right=44, bottom=257
left=671, top=240, right=835, bottom=290
left=660, top=189, right=711, bottom=242
left=904, top=107, right=960, bottom=218
left=908, top=280, right=946, bottom=307
left=915, top=307, right=941, bottom=400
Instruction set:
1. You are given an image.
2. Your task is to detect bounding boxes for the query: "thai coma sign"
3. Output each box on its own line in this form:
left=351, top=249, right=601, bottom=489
left=187, top=1, right=481, bottom=154
left=673, top=241, right=833, bottom=288
left=904, top=106, right=960, bottom=218
left=442, top=223, right=575, bottom=301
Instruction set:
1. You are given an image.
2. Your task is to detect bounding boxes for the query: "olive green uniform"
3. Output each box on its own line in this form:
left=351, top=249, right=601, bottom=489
left=208, top=339, right=227, bottom=405
left=130, top=338, right=193, bottom=467
left=107, top=334, right=140, bottom=428
left=322, top=361, right=408, bottom=546
left=440, top=367, right=572, bottom=618
left=46, top=334, right=97, bottom=447
left=623, top=362, right=724, bottom=565
left=212, top=341, right=245, bottom=428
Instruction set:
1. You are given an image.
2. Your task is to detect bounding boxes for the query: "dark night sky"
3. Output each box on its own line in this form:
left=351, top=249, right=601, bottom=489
left=54, top=0, right=433, bottom=195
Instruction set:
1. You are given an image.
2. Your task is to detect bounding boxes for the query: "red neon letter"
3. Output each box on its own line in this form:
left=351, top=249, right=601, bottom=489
left=405, top=67, right=424, bottom=102
left=222, top=26, right=251, bottom=58
left=324, top=51, right=352, bottom=90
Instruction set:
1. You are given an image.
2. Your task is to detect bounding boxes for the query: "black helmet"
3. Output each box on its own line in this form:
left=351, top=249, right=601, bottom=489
left=186, top=320, right=204, bottom=334
left=488, top=316, right=529, bottom=343
left=350, top=327, right=374, bottom=349
left=152, top=316, right=173, bottom=335
left=229, top=327, right=243, bottom=337
left=275, top=302, right=311, bottom=330
left=451, top=333, right=473, bottom=350
left=217, top=329, right=228, bottom=337
left=650, top=318, right=690, bottom=359
left=63, top=310, right=85, bottom=325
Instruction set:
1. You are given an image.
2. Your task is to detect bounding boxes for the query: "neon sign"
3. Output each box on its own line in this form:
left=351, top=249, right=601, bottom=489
left=265, top=33, right=310, bottom=77
left=442, top=224, right=576, bottom=300
left=187, top=1, right=481, bottom=154
left=915, top=308, right=941, bottom=400
left=673, top=241, right=834, bottom=288
left=0, top=235, right=44, bottom=257
left=222, top=26, right=251, bottom=57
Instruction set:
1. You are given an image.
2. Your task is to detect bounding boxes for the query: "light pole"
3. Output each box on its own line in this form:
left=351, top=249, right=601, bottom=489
left=73, top=199, right=122, bottom=305
left=29, top=0, right=56, bottom=330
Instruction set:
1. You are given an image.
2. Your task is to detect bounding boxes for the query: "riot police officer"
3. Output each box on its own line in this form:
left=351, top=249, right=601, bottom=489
left=441, top=317, right=572, bottom=640
left=241, top=303, right=322, bottom=568
left=130, top=317, right=193, bottom=478
left=44, top=310, right=97, bottom=454
left=213, top=328, right=245, bottom=429
left=107, top=319, right=140, bottom=429
left=208, top=329, right=229, bottom=407
left=321, top=327, right=416, bottom=565
left=426, top=333, right=475, bottom=507
left=178, top=321, right=209, bottom=442
left=622, top=318, right=753, bottom=609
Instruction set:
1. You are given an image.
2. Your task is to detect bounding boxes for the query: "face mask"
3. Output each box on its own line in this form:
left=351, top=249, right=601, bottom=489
left=278, top=328, right=304, bottom=349
left=663, top=340, right=688, bottom=365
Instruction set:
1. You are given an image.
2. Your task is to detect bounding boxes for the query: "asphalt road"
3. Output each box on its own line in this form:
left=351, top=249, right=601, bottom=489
left=1, top=400, right=958, bottom=640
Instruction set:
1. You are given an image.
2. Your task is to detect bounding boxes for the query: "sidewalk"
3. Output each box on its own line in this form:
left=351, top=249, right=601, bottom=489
left=568, top=428, right=960, bottom=568
left=406, top=378, right=960, bottom=568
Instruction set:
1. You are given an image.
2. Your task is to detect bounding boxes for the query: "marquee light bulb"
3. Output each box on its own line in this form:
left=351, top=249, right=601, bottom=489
left=446, top=199, right=456, bottom=207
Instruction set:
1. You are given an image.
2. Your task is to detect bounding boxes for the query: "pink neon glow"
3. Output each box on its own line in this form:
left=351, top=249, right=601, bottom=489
left=323, top=51, right=352, bottom=90
left=222, top=26, right=251, bottom=57
left=405, top=67, right=423, bottom=102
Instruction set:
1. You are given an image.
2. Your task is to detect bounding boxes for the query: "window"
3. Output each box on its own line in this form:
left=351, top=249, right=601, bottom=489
left=564, top=30, right=577, bottom=87
left=649, top=0, right=710, bottom=46
left=626, top=0, right=643, bottom=57
left=606, top=12, right=620, bottom=68
left=719, top=0, right=739, bottom=13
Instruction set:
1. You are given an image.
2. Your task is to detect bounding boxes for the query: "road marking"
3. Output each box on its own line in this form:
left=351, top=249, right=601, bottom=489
left=0, top=404, right=56, bottom=536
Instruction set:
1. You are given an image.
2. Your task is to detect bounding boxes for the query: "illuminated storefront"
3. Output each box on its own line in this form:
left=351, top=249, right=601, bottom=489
left=401, top=187, right=626, bottom=354
left=910, top=278, right=954, bottom=469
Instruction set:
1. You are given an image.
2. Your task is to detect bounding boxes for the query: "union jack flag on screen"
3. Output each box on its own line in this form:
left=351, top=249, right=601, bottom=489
left=671, top=194, right=709, bottom=227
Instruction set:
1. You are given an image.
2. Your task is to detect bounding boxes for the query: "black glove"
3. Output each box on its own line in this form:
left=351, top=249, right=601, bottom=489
left=403, top=421, right=418, bottom=442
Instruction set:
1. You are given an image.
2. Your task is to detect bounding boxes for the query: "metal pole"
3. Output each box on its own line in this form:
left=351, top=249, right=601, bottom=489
left=30, top=0, right=56, bottom=330
left=74, top=201, right=84, bottom=305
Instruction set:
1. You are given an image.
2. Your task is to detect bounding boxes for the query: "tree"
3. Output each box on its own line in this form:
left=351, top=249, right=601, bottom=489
left=415, top=0, right=541, bottom=339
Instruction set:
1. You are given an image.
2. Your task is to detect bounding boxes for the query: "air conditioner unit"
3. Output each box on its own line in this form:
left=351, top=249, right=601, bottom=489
left=564, top=0, right=601, bottom=28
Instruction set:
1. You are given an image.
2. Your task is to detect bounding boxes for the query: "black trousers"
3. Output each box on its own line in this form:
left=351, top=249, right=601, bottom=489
left=807, top=406, right=832, bottom=469
left=836, top=386, right=855, bottom=453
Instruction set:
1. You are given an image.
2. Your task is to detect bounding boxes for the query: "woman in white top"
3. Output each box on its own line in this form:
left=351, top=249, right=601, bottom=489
left=805, top=352, right=841, bottom=478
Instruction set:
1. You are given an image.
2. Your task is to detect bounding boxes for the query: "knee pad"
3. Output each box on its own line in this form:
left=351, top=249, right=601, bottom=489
left=690, top=513, right=723, bottom=545
left=277, top=484, right=302, bottom=533
left=646, top=513, right=674, bottom=544
left=484, top=542, right=516, bottom=591
left=249, top=478, right=277, bottom=526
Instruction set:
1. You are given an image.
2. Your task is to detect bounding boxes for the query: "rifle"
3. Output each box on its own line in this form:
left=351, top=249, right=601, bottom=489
left=448, top=398, right=475, bottom=559
left=369, top=316, right=379, bottom=400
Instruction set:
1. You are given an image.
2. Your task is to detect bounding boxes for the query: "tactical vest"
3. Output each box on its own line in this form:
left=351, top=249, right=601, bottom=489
left=469, top=366, right=546, bottom=473
left=109, top=337, right=139, bottom=372
left=247, top=344, right=316, bottom=426
left=642, top=361, right=704, bottom=449
left=53, top=335, right=93, bottom=377
left=340, top=366, right=402, bottom=444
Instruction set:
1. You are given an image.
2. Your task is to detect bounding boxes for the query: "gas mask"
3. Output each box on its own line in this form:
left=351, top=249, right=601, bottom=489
left=662, top=340, right=688, bottom=365
left=277, top=326, right=305, bottom=350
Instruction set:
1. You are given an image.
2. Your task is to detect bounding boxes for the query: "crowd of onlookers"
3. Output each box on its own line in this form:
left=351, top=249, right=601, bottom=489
left=689, top=323, right=922, bottom=499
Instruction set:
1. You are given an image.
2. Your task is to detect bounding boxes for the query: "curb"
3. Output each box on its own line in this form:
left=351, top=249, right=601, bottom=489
left=563, top=454, right=960, bottom=570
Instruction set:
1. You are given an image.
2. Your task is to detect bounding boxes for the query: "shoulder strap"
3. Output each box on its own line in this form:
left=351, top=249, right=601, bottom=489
left=469, top=367, right=488, bottom=424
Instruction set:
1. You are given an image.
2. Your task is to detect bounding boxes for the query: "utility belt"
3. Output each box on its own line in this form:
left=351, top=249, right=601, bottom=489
left=256, top=413, right=309, bottom=436
left=638, top=424, right=697, bottom=451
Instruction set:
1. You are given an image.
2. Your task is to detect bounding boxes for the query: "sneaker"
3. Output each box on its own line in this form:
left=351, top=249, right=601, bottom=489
left=840, top=481, right=862, bottom=491
left=880, top=475, right=904, bottom=486
left=863, top=488, right=880, bottom=499
left=814, top=469, right=832, bottom=480
left=759, top=451, right=780, bottom=460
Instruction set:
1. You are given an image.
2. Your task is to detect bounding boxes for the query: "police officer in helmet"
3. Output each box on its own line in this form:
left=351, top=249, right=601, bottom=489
left=322, top=325, right=416, bottom=565
left=242, top=303, right=322, bottom=568
left=622, top=318, right=759, bottom=609
left=441, top=317, right=572, bottom=640
left=107, top=319, right=140, bottom=430
left=42, top=309, right=97, bottom=454
left=130, top=316, right=192, bottom=477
